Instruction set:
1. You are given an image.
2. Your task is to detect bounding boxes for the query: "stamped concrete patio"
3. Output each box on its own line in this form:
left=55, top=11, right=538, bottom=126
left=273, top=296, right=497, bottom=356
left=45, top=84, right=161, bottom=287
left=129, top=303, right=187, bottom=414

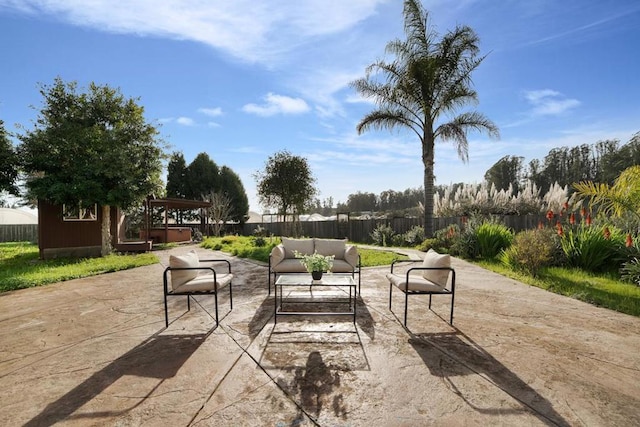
left=1, top=244, right=639, bottom=426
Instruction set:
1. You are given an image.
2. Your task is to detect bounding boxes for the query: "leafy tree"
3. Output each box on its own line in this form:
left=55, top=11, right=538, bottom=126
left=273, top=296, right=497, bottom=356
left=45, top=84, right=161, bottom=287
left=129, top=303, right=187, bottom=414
left=254, top=150, right=317, bottom=230
left=0, top=120, right=19, bottom=196
left=346, top=191, right=378, bottom=212
left=219, top=165, right=249, bottom=223
left=19, top=78, right=165, bottom=256
left=185, top=152, right=219, bottom=200
left=484, top=155, right=524, bottom=192
left=166, top=151, right=188, bottom=198
left=351, top=0, right=499, bottom=236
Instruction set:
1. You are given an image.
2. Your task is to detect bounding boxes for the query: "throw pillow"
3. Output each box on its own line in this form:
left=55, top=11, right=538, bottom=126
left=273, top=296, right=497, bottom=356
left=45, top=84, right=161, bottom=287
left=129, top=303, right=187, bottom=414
left=315, top=238, right=346, bottom=259
left=169, top=250, right=199, bottom=290
left=421, top=249, right=450, bottom=287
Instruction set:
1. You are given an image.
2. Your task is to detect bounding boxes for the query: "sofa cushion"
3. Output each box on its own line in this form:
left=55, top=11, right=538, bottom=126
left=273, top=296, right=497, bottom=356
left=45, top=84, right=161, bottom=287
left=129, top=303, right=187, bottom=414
left=344, top=245, right=358, bottom=268
left=169, top=250, right=199, bottom=290
left=173, top=273, right=232, bottom=293
left=281, top=237, right=315, bottom=259
left=315, top=238, right=346, bottom=259
left=272, top=258, right=307, bottom=273
left=270, top=244, right=286, bottom=266
left=331, top=259, right=355, bottom=273
left=421, top=249, right=451, bottom=287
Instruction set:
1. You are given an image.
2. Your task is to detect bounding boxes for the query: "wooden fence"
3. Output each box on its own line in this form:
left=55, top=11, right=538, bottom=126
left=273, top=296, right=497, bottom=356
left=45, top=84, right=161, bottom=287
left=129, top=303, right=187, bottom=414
left=0, top=225, right=38, bottom=243
left=242, top=214, right=548, bottom=243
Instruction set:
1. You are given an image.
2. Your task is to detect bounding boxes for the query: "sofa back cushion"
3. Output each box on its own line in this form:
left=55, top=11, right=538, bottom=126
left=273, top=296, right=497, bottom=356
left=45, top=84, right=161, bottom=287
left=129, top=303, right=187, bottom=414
left=315, top=238, right=346, bottom=259
left=281, top=237, right=315, bottom=259
left=421, top=249, right=451, bottom=287
left=168, top=250, right=199, bottom=290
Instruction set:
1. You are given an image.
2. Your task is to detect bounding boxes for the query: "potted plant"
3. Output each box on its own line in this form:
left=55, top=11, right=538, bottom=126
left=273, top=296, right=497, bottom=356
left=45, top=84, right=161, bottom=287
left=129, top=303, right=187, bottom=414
left=294, top=250, right=334, bottom=280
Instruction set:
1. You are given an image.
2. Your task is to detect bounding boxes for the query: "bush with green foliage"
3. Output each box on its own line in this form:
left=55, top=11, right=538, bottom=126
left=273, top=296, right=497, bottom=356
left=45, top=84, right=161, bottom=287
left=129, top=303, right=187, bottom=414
left=402, top=225, right=425, bottom=246
left=560, top=225, right=624, bottom=272
left=432, top=224, right=460, bottom=253
left=620, top=257, right=640, bottom=286
left=500, top=229, right=556, bottom=276
left=370, top=224, right=395, bottom=247
left=474, top=221, right=513, bottom=259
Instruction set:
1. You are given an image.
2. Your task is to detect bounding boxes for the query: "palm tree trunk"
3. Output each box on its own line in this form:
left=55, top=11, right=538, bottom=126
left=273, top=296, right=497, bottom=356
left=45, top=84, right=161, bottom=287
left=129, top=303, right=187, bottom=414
left=423, top=132, right=436, bottom=237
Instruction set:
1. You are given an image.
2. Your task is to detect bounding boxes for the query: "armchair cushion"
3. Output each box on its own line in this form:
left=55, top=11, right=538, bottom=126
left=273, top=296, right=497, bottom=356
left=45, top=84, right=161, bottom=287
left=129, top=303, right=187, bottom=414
left=270, top=244, right=286, bottom=266
left=168, top=250, right=199, bottom=290
left=386, top=273, right=445, bottom=292
left=281, top=237, right=314, bottom=258
left=421, top=249, right=451, bottom=287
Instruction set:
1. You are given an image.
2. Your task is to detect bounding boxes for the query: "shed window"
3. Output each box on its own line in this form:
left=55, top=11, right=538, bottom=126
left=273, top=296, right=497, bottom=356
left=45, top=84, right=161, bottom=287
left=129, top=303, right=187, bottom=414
left=63, top=203, right=97, bottom=221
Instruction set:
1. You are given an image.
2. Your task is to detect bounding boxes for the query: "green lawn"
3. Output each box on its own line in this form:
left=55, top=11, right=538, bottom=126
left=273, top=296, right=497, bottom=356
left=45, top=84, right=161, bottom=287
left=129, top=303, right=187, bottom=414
left=0, top=242, right=159, bottom=293
left=476, top=259, right=640, bottom=317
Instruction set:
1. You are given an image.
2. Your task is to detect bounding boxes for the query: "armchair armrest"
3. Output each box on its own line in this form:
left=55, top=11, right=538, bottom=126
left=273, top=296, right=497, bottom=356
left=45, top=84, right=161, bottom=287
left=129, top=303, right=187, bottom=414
left=269, top=244, right=285, bottom=268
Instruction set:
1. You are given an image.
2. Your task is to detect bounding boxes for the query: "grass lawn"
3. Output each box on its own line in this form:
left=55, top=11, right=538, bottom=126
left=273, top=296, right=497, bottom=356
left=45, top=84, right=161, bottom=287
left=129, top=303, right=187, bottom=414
left=476, top=258, right=640, bottom=317
left=0, top=242, right=159, bottom=293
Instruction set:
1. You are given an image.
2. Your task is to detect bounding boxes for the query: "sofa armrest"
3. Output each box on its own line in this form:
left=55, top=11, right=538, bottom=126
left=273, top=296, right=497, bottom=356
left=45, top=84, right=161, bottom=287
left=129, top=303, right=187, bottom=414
left=344, top=245, right=359, bottom=269
left=270, top=244, right=286, bottom=268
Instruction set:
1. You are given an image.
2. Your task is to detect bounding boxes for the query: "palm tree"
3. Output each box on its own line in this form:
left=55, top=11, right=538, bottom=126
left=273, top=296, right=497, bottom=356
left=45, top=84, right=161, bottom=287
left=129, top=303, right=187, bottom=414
left=574, top=165, right=640, bottom=223
left=351, top=0, right=499, bottom=236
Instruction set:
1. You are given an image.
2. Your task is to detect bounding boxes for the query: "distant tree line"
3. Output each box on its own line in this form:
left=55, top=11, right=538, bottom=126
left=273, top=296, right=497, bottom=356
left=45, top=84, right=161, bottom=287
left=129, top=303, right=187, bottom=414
left=485, top=132, right=640, bottom=193
left=332, top=132, right=639, bottom=217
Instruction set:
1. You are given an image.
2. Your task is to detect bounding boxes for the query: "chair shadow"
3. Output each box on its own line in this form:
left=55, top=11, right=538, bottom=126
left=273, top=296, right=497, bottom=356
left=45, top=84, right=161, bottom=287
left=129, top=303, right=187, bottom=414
left=24, top=330, right=212, bottom=427
left=409, top=331, right=571, bottom=427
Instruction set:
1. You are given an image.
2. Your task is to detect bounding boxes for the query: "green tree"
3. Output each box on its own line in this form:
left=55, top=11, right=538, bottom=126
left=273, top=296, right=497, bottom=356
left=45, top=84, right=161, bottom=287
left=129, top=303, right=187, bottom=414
left=0, top=120, right=19, bottom=196
left=166, top=151, right=188, bottom=198
left=254, top=150, right=317, bottom=232
left=484, top=155, right=524, bottom=192
left=186, top=152, right=219, bottom=200
left=19, top=78, right=165, bottom=256
left=350, top=0, right=499, bottom=236
left=219, top=165, right=249, bottom=223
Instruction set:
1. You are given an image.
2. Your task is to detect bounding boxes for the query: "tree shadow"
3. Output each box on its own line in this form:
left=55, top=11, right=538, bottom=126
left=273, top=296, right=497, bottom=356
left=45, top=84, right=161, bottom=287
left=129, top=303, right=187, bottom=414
left=409, top=331, right=571, bottom=426
left=24, top=329, right=213, bottom=427
left=277, top=350, right=348, bottom=424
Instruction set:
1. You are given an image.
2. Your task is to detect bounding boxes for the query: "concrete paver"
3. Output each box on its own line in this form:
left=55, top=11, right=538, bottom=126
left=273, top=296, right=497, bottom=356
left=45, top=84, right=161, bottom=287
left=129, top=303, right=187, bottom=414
left=1, top=244, right=639, bottom=426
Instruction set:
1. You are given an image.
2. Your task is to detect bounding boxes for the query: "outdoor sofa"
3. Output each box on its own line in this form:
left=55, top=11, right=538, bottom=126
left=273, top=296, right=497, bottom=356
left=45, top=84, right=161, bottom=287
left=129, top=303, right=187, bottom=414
left=268, top=237, right=361, bottom=294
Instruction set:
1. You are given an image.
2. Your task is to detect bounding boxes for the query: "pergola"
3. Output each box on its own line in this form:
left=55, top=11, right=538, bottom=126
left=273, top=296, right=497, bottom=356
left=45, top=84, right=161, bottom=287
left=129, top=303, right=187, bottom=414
left=144, top=197, right=212, bottom=244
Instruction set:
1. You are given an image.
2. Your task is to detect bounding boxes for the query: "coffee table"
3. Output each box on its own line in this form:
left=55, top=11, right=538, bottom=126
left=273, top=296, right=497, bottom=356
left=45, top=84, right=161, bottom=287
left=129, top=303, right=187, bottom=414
left=274, top=274, right=357, bottom=324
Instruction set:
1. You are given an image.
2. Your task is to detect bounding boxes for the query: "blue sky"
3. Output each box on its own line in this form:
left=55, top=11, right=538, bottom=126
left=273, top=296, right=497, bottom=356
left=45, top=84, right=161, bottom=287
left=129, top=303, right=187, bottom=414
left=1, top=0, right=639, bottom=213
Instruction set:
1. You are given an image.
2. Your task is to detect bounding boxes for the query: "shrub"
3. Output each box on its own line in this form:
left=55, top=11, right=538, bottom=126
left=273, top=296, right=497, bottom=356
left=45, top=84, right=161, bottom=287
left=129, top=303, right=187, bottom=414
left=560, top=225, right=625, bottom=272
left=253, top=236, right=267, bottom=247
left=403, top=226, right=425, bottom=247
left=433, top=224, right=460, bottom=253
left=417, top=238, right=437, bottom=252
left=370, top=224, right=395, bottom=247
left=474, top=221, right=513, bottom=259
left=620, top=257, right=640, bottom=286
left=500, top=229, right=556, bottom=276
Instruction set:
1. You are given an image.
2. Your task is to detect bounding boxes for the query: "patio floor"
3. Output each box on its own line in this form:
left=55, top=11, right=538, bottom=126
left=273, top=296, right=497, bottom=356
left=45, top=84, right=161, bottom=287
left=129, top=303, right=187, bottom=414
left=1, top=244, right=639, bottom=426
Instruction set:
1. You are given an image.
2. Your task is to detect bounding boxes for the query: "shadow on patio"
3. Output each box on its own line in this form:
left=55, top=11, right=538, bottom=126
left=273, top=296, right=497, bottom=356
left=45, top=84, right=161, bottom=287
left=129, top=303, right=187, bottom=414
left=409, top=331, right=571, bottom=427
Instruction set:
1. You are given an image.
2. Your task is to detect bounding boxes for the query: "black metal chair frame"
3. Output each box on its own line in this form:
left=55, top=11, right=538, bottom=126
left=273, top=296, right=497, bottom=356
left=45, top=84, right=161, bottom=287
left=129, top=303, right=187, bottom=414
left=388, top=259, right=456, bottom=326
left=163, top=259, right=233, bottom=327
left=268, top=255, right=362, bottom=295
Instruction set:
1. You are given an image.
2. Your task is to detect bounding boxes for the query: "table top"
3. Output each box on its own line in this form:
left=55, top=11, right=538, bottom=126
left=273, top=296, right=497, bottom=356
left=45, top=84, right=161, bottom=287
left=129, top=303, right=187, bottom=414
left=275, top=274, right=356, bottom=286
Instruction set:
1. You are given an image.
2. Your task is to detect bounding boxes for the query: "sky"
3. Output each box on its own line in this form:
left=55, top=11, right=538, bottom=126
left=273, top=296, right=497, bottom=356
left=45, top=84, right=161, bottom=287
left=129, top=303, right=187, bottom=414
left=1, top=0, right=639, bottom=213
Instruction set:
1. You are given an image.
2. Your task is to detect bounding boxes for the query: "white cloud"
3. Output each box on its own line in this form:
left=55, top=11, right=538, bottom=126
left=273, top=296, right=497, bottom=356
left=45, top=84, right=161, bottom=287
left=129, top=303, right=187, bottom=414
left=198, top=107, right=223, bottom=117
left=242, top=93, right=310, bottom=117
left=176, top=117, right=195, bottom=126
left=524, top=89, right=580, bottom=116
left=3, top=0, right=386, bottom=64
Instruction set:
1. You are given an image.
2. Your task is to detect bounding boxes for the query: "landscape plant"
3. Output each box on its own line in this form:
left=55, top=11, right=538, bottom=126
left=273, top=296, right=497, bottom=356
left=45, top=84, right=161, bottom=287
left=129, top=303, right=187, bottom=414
left=474, top=221, right=513, bottom=259
left=370, top=224, right=395, bottom=246
left=499, top=228, right=557, bottom=277
left=351, top=0, right=499, bottom=237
